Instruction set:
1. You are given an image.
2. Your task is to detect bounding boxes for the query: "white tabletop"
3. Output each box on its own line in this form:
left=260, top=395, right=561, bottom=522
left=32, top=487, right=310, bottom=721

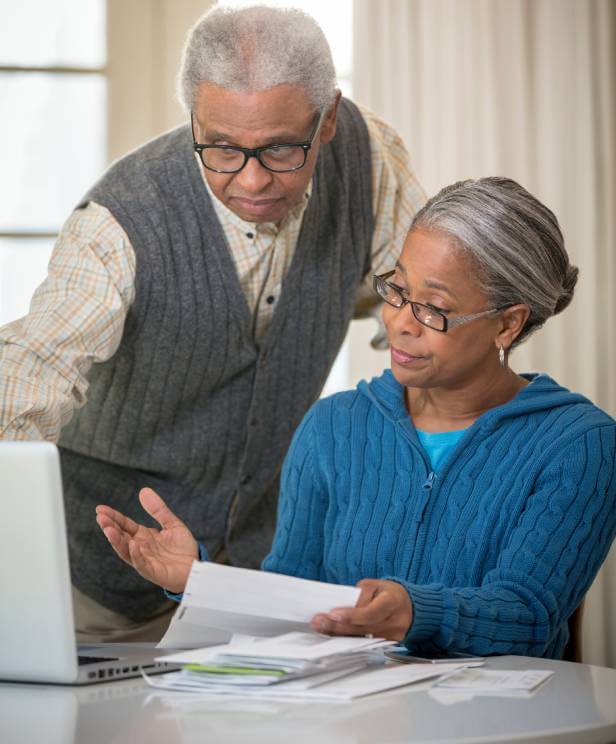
left=1, top=655, right=615, bottom=744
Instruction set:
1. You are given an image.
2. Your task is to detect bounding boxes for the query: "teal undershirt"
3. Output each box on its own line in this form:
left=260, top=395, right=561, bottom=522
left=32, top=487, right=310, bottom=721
left=415, top=428, right=468, bottom=471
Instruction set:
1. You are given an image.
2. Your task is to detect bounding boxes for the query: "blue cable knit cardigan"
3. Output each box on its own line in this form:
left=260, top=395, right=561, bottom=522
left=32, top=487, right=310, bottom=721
left=262, top=371, right=616, bottom=659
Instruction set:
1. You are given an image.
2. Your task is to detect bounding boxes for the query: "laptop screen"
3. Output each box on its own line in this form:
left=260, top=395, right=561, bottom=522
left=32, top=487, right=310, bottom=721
left=0, top=442, right=79, bottom=682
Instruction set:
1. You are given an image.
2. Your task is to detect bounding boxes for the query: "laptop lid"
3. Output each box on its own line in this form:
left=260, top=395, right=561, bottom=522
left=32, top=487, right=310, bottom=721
left=0, top=441, right=78, bottom=683
left=0, top=442, right=180, bottom=685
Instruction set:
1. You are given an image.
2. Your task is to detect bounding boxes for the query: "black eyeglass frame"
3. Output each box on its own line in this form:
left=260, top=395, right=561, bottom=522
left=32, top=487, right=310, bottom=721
left=374, top=270, right=511, bottom=333
left=191, top=110, right=324, bottom=174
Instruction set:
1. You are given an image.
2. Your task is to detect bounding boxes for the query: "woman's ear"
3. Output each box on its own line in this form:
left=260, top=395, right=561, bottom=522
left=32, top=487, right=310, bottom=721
left=495, top=304, right=531, bottom=351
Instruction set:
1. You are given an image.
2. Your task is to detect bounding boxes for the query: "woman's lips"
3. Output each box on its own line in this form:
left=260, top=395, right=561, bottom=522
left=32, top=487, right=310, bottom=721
left=391, top=346, right=426, bottom=365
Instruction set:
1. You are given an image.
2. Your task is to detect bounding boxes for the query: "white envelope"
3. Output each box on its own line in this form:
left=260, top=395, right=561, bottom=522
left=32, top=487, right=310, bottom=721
left=158, top=563, right=361, bottom=649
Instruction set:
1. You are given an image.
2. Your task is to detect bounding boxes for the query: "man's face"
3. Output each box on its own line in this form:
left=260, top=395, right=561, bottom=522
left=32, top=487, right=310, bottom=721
left=192, top=83, right=339, bottom=223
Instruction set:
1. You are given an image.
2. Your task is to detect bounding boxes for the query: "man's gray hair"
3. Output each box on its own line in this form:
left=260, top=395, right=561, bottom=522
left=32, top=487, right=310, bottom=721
left=178, top=4, right=337, bottom=112
left=411, top=177, right=579, bottom=348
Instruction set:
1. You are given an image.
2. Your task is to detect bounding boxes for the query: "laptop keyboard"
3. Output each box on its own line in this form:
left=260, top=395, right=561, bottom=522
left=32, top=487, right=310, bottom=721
left=78, top=655, right=119, bottom=666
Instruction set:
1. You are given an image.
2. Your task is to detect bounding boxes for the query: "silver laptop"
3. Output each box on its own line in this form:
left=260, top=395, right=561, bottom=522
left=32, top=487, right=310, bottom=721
left=0, top=441, right=177, bottom=684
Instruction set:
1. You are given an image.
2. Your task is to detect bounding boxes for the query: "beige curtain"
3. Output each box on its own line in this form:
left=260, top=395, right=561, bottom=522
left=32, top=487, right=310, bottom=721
left=352, top=0, right=616, bottom=667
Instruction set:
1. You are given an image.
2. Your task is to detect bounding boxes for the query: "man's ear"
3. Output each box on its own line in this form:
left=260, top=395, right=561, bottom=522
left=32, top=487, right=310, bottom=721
left=495, top=304, right=531, bottom=352
left=319, top=89, right=342, bottom=144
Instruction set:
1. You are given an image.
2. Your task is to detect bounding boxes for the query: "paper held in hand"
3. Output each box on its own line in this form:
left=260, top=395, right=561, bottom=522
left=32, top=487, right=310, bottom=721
left=157, top=562, right=362, bottom=649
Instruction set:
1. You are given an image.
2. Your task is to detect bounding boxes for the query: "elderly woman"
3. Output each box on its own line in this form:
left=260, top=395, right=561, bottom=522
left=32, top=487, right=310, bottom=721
left=97, top=177, right=616, bottom=659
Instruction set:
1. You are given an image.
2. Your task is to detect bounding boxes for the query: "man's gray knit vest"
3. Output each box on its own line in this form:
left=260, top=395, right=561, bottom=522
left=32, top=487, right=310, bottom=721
left=59, top=98, right=374, bottom=620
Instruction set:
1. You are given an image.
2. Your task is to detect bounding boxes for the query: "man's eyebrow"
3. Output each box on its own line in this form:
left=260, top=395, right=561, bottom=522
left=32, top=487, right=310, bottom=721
left=201, top=128, right=306, bottom=146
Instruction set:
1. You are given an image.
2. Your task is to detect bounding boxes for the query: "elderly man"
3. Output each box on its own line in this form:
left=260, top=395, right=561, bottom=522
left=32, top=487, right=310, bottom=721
left=0, top=5, right=424, bottom=641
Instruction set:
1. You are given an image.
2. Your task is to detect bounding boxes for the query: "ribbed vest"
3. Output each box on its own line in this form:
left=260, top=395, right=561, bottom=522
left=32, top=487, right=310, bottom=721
left=59, top=99, right=374, bottom=619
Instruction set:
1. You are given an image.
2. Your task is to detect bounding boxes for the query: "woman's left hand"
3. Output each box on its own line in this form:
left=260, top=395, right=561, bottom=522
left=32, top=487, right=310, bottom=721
left=310, top=579, right=413, bottom=641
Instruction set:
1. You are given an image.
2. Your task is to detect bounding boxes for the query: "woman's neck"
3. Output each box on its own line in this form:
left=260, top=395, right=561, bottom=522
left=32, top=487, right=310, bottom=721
left=407, top=369, right=529, bottom=433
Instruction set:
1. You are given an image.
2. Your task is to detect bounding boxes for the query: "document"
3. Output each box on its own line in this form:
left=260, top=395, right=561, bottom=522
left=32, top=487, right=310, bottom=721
left=433, top=668, right=554, bottom=696
left=158, top=563, right=361, bottom=649
left=297, top=662, right=467, bottom=701
left=160, top=632, right=392, bottom=666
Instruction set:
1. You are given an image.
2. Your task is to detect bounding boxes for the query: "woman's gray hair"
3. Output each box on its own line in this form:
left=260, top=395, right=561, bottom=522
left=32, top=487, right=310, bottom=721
left=178, top=5, right=337, bottom=112
left=411, top=177, right=578, bottom=348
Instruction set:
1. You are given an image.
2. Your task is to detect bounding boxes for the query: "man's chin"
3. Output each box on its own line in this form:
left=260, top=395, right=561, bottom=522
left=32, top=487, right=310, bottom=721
left=228, top=197, right=286, bottom=223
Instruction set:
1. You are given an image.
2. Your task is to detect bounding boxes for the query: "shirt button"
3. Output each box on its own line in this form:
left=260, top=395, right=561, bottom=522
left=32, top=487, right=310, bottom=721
left=266, top=295, right=275, bottom=305
left=246, top=232, right=254, bottom=239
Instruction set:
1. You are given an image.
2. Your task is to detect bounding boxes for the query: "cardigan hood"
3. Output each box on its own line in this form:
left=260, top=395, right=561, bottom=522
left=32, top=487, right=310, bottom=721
left=357, top=369, right=610, bottom=431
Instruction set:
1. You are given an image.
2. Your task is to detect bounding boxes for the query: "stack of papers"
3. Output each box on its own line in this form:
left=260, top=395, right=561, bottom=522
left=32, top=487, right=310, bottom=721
left=150, top=632, right=392, bottom=692
left=145, top=632, right=470, bottom=700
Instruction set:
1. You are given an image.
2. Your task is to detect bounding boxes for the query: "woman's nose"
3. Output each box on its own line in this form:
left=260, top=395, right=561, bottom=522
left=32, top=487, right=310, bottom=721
left=384, top=302, right=423, bottom=337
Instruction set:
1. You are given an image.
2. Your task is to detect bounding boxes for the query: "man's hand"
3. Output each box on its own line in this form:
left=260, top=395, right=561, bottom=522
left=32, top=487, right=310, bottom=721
left=95, top=488, right=198, bottom=594
left=310, top=579, right=413, bottom=641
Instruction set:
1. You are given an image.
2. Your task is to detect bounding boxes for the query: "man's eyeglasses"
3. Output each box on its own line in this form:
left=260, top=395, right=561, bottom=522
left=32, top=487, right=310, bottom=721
left=373, top=270, right=509, bottom=333
left=191, top=111, right=324, bottom=174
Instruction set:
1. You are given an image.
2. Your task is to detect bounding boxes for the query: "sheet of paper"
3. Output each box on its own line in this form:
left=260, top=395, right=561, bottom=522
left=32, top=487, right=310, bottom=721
left=158, top=563, right=361, bottom=649
left=158, top=613, right=232, bottom=650
left=434, top=668, right=554, bottom=694
left=157, top=636, right=259, bottom=666
left=219, top=632, right=392, bottom=661
left=294, top=662, right=467, bottom=700
left=159, top=632, right=391, bottom=666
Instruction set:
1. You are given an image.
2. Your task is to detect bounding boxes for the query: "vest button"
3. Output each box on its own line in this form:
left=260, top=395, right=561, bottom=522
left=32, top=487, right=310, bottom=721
left=240, top=474, right=252, bottom=485
left=246, top=232, right=254, bottom=239
left=266, top=295, right=275, bottom=304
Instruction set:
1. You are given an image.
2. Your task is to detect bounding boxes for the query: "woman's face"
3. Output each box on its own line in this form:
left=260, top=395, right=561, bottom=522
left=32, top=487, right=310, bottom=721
left=383, top=227, right=505, bottom=391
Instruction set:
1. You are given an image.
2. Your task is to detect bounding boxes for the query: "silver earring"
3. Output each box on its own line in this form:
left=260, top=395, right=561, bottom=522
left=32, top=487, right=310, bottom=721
left=499, top=345, right=506, bottom=368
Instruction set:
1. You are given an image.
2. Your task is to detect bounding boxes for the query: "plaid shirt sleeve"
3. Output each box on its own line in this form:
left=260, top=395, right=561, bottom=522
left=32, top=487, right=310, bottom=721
left=0, top=202, right=136, bottom=440
left=354, top=104, right=426, bottom=349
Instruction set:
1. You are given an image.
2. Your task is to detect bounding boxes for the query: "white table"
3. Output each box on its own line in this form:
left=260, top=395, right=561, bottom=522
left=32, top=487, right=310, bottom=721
left=1, top=655, right=615, bottom=743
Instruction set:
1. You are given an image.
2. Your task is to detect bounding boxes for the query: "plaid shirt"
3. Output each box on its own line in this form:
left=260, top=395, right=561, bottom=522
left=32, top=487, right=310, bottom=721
left=0, top=105, right=425, bottom=440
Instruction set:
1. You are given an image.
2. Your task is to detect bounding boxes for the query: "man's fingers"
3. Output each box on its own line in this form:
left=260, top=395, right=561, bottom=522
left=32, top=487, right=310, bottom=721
left=95, top=504, right=141, bottom=537
left=139, top=488, right=184, bottom=531
left=96, top=510, right=126, bottom=535
left=100, top=524, right=132, bottom=564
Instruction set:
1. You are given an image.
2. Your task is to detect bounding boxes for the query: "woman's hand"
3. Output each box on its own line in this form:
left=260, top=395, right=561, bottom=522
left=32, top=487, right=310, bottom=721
left=310, top=579, right=413, bottom=641
left=95, top=488, right=198, bottom=594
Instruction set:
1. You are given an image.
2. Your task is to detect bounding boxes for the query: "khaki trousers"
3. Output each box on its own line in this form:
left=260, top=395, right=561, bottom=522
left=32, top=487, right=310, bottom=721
left=72, top=586, right=177, bottom=644
left=73, top=549, right=230, bottom=643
